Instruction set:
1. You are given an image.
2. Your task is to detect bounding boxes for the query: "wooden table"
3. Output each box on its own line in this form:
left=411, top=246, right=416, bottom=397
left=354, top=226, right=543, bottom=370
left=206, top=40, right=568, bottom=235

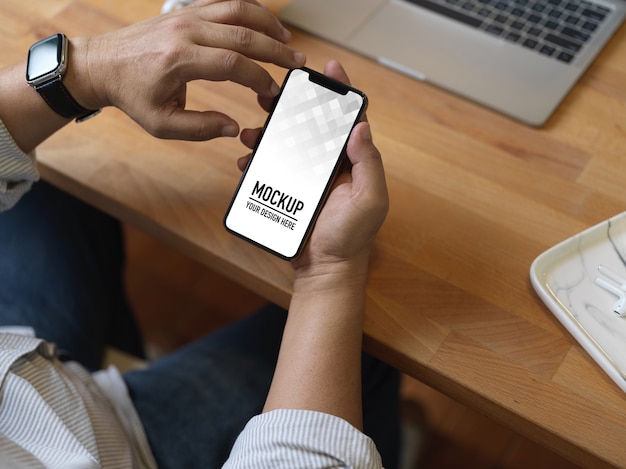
left=3, top=0, right=625, bottom=467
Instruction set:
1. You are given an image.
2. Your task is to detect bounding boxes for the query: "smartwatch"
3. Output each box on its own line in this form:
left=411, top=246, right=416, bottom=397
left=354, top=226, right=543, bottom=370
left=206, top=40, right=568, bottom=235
left=26, top=33, right=100, bottom=122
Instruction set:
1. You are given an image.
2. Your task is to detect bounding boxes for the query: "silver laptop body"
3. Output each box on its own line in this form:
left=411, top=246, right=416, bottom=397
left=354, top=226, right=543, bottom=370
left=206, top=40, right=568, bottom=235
left=280, top=0, right=626, bottom=126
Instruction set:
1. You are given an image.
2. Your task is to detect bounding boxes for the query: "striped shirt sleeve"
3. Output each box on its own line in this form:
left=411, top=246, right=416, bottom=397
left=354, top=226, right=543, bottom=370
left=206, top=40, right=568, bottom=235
left=0, top=332, right=157, bottom=469
left=0, top=118, right=39, bottom=212
left=223, top=409, right=384, bottom=469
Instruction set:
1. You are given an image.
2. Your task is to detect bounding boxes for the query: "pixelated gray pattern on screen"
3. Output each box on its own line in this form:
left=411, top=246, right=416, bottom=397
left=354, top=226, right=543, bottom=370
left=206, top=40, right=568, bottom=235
left=262, top=70, right=363, bottom=183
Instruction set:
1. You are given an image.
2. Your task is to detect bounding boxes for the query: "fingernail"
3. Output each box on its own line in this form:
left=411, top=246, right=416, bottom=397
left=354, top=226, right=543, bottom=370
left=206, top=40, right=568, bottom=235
left=222, top=125, right=239, bottom=137
left=270, top=81, right=281, bottom=96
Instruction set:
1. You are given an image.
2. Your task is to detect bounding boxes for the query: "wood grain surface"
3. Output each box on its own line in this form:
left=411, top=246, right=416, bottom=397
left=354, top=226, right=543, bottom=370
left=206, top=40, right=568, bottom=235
left=2, top=0, right=625, bottom=466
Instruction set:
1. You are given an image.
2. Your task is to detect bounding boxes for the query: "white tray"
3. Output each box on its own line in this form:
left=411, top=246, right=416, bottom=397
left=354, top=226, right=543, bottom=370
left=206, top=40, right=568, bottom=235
left=530, top=212, right=626, bottom=394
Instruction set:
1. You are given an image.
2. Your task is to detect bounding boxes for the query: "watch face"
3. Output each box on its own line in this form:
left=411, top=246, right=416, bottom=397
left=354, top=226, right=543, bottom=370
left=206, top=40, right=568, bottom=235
left=26, top=34, right=65, bottom=85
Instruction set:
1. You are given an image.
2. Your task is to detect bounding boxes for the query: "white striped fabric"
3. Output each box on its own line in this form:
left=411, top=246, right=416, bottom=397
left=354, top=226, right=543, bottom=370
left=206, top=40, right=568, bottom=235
left=91, top=366, right=157, bottom=468
left=0, top=119, right=39, bottom=212
left=0, top=331, right=157, bottom=469
left=0, top=331, right=385, bottom=469
left=224, top=409, right=384, bottom=469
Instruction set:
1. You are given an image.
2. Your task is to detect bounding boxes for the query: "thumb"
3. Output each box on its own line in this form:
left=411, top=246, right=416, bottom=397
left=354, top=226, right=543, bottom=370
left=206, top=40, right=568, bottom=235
left=347, top=122, right=384, bottom=178
left=144, top=109, right=240, bottom=141
left=347, top=121, right=389, bottom=211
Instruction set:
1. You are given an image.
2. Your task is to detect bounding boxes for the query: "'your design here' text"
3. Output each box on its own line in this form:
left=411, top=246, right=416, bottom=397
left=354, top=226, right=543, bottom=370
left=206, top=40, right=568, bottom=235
left=246, top=181, right=304, bottom=231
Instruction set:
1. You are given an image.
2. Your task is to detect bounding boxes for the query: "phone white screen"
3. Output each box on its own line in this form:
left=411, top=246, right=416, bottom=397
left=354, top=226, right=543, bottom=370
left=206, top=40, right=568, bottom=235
left=224, top=68, right=366, bottom=259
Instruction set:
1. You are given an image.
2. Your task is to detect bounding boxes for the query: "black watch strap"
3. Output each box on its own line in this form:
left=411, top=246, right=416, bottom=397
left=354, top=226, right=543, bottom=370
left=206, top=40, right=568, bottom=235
left=35, top=76, right=100, bottom=121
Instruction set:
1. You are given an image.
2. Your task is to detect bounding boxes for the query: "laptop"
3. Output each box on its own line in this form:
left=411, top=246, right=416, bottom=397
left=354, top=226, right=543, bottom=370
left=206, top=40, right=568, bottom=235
left=279, top=0, right=626, bottom=126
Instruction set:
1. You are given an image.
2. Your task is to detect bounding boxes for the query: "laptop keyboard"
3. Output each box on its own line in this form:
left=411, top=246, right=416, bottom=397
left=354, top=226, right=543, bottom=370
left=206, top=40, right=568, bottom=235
left=403, top=0, right=613, bottom=63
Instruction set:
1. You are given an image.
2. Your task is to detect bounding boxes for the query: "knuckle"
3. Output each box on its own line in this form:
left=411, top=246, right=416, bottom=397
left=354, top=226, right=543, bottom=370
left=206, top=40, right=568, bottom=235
left=224, top=0, right=251, bottom=19
left=186, top=120, right=213, bottom=141
left=218, top=50, right=245, bottom=73
left=162, top=14, right=195, bottom=36
left=271, top=39, right=287, bottom=59
left=231, top=26, right=255, bottom=49
left=155, top=19, right=195, bottom=65
left=158, top=46, right=185, bottom=71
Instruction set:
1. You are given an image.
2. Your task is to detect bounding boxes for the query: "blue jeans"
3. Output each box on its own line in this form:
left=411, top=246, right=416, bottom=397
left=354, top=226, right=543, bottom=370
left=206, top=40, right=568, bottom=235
left=0, top=181, right=400, bottom=468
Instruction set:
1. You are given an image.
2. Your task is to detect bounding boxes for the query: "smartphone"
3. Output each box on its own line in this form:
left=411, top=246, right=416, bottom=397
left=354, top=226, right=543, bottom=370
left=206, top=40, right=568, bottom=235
left=224, top=67, right=368, bottom=260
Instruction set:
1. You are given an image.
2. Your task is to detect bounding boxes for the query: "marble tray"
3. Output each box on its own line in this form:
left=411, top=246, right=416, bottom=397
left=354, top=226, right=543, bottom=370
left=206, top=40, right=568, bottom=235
left=530, top=212, right=626, bottom=394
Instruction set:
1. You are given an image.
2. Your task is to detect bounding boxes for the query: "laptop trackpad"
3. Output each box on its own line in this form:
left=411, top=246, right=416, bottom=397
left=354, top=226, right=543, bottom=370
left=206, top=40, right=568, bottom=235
left=280, top=0, right=387, bottom=41
left=346, top=2, right=506, bottom=88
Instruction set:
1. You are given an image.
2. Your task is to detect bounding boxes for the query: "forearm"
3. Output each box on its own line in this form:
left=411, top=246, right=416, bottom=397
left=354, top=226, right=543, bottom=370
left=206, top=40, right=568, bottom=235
left=262, top=254, right=370, bottom=430
left=0, top=62, right=72, bottom=154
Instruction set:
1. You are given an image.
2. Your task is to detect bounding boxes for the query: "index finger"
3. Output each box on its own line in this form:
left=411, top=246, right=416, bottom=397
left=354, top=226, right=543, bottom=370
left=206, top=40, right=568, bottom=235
left=182, top=47, right=282, bottom=97
left=190, top=0, right=293, bottom=44
left=190, top=22, right=305, bottom=69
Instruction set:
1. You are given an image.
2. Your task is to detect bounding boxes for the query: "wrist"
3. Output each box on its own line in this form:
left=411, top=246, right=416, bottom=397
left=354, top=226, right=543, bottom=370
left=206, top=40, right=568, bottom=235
left=63, top=36, right=107, bottom=112
left=292, top=252, right=371, bottom=296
